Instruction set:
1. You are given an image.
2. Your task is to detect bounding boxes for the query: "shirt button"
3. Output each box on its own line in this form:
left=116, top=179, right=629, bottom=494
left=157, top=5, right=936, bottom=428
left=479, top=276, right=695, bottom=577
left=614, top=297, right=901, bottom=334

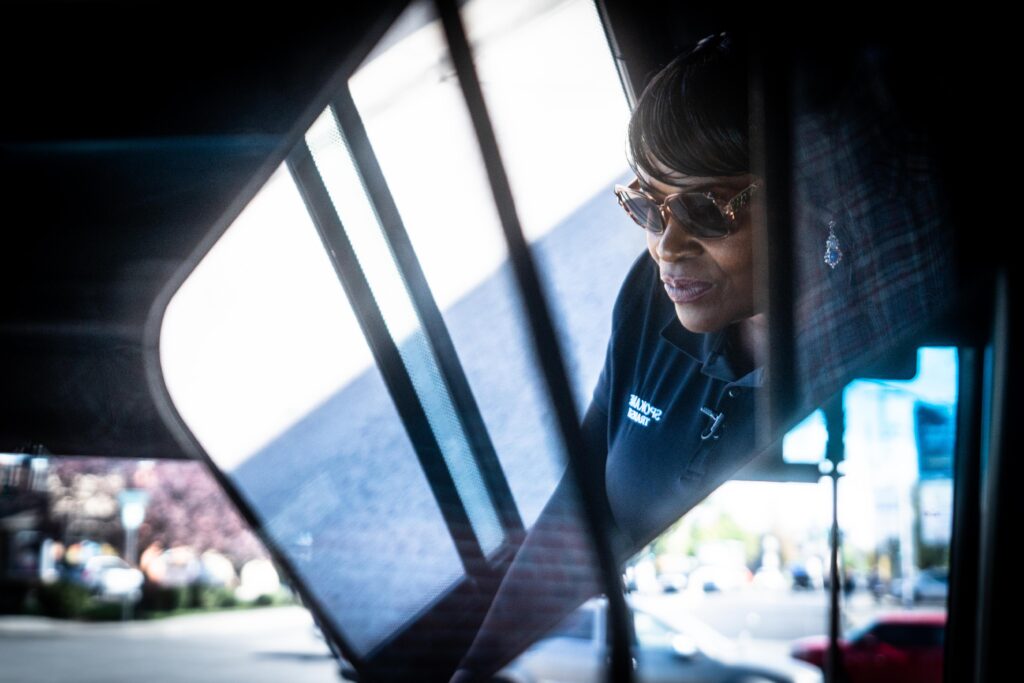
left=727, top=388, right=739, bottom=398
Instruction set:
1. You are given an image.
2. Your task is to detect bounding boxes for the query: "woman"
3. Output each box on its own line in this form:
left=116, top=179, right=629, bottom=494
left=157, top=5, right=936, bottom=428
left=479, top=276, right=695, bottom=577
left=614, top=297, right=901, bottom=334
left=452, top=31, right=765, bottom=681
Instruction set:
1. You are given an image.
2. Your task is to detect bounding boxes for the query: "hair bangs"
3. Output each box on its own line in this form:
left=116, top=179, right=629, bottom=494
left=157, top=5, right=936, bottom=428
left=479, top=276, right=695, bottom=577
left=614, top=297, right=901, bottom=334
left=627, top=33, right=750, bottom=182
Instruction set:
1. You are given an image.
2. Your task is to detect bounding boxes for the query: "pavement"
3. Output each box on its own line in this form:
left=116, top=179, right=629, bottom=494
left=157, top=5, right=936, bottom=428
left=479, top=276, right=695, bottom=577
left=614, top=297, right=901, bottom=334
left=0, top=606, right=338, bottom=683
left=0, top=588, right=946, bottom=682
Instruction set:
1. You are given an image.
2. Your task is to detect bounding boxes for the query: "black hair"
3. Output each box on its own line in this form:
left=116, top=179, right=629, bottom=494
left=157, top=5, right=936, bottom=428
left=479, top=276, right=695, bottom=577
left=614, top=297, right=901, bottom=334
left=627, top=31, right=750, bottom=182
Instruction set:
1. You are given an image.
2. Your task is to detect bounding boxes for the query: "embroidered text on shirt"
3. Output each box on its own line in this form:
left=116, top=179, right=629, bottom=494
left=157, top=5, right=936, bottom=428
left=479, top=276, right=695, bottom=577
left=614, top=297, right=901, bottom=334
left=627, top=393, right=663, bottom=427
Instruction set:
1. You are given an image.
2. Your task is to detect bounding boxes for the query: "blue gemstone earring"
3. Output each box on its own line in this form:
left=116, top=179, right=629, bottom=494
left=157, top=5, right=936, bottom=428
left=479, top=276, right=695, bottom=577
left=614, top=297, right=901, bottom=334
left=824, top=220, right=842, bottom=269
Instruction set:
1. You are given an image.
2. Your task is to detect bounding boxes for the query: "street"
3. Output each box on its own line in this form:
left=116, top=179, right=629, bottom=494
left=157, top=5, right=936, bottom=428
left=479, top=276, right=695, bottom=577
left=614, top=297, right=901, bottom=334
left=0, top=606, right=337, bottom=683
left=0, top=589, right=934, bottom=682
left=631, top=586, right=920, bottom=660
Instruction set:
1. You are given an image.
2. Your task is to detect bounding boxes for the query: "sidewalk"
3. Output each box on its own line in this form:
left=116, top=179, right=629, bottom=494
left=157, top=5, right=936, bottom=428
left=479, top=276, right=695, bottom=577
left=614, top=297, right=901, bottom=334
left=0, top=606, right=337, bottom=683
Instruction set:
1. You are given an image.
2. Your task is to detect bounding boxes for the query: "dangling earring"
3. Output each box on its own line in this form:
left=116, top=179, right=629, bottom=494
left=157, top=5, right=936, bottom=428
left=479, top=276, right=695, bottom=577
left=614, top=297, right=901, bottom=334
left=824, top=220, right=842, bottom=269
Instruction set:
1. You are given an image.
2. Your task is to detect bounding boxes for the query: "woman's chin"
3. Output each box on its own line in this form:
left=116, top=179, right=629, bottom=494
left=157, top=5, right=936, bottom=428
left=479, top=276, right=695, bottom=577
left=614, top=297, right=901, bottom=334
left=673, top=312, right=721, bottom=335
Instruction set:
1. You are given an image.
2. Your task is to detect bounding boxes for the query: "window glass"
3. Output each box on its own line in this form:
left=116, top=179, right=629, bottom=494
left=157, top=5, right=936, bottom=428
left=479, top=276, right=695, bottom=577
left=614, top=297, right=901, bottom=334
left=161, top=0, right=635, bottom=663
left=0, top=454, right=339, bottom=681
left=873, top=624, right=944, bottom=648
left=161, top=166, right=465, bottom=656
left=625, top=347, right=954, bottom=680
left=788, top=45, right=955, bottom=425
left=158, top=5, right=961, bottom=679
left=349, top=0, right=635, bottom=528
left=782, top=410, right=827, bottom=464
left=305, top=107, right=504, bottom=557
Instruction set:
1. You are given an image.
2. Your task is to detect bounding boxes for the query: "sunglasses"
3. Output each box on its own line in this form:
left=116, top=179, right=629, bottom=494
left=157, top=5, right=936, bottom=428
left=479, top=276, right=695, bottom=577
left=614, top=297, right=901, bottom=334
left=614, top=178, right=761, bottom=238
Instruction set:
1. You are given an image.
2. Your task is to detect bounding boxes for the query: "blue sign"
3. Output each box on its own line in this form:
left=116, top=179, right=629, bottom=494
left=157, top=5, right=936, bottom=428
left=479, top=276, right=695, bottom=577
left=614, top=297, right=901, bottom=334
left=914, top=402, right=955, bottom=479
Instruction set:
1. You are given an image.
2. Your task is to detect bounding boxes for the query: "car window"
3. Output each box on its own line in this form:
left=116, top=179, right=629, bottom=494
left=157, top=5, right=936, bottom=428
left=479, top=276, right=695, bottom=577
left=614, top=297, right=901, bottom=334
left=872, top=624, right=945, bottom=648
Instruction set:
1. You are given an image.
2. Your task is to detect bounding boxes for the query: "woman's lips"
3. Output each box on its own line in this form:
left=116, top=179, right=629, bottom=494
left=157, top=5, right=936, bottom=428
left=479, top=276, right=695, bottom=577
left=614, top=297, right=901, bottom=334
left=662, top=276, right=713, bottom=303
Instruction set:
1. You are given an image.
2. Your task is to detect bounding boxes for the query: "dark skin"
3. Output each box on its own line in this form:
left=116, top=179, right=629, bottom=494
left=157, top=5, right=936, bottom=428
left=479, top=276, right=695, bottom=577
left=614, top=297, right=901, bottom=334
left=638, top=160, right=766, bottom=373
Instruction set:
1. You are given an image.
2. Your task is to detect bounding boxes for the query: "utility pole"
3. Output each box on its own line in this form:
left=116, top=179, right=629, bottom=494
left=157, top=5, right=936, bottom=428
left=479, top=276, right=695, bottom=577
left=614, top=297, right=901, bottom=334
left=822, top=394, right=846, bottom=683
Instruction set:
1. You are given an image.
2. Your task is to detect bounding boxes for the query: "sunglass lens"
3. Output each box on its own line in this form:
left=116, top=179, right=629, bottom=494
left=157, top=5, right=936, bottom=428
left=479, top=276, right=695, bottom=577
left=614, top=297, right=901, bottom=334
left=667, top=195, right=731, bottom=238
left=618, top=190, right=662, bottom=233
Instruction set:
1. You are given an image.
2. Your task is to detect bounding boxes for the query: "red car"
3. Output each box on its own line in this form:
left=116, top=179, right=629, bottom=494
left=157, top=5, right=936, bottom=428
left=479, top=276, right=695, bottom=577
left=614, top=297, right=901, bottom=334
left=790, top=611, right=945, bottom=683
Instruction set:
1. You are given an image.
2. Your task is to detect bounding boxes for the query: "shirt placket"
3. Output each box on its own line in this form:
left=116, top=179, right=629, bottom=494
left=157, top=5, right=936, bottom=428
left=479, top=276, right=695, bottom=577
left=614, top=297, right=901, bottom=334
left=680, top=381, right=745, bottom=481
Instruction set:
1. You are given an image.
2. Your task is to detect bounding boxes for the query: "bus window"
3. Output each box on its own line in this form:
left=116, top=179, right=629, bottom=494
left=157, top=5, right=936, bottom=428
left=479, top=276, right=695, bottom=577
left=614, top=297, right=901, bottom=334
left=160, top=0, right=639, bottom=671
left=347, top=0, right=635, bottom=528
left=627, top=348, right=956, bottom=683
left=776, top=39, right=956, bottom=435
left=161, top=164, right=469, bottom=657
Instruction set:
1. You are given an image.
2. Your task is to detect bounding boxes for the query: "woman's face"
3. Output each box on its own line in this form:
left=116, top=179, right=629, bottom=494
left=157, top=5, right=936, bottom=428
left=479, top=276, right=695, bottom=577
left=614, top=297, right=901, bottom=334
left=639, top=165, right=761, bottom=334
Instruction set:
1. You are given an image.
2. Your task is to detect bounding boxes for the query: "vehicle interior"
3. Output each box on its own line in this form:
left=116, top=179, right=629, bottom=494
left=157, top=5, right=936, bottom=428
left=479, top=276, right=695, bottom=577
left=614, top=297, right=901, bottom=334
left=2, top=2, right=1014, bottom=682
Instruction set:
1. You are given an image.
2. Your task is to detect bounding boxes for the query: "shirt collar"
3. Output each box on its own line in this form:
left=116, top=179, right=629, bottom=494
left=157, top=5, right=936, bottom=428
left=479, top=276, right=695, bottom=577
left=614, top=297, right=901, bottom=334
left=660, top=318, right=765, bottom=387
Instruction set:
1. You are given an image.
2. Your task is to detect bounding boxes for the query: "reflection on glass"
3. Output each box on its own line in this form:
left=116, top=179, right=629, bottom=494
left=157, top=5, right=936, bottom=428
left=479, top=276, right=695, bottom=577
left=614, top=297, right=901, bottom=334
left=783, top=410, right=827, bottom=465
left=790, top=47, right=955, bottom=423
left=612, top=347, right=954, bottom=683
left=452, top=27, right=783, bottom=681
left=842, top=347, right=956, bottom=613
left=305, top=108, right=504, bottom=557
left=349, top=0, right=635, bottom=528
left=162, top=166, right=371, bottom=468
left=163, top=0, right=638, bottom=663
left=161, top=166, right=466, bottom=656
left=501, top=595, right=819, bottom=681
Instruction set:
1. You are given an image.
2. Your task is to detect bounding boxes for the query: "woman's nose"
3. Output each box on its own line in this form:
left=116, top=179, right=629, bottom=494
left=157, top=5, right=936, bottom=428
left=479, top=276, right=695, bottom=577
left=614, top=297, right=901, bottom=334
left=655, top=210, right=704, bottom=260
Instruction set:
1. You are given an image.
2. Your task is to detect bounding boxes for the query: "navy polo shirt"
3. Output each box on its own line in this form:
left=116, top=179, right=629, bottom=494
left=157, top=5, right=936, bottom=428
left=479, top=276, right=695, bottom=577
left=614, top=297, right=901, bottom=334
left=586, top=251, right=765, bottom=551
left=456, top=252, right=767, bottom=677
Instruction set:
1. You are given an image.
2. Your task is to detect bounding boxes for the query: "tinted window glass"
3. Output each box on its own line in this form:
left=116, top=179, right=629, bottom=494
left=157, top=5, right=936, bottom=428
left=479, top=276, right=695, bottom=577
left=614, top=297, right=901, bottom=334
left=873, top=624, right=943, bottom=648
left=787, top=44, right=954, bottom=426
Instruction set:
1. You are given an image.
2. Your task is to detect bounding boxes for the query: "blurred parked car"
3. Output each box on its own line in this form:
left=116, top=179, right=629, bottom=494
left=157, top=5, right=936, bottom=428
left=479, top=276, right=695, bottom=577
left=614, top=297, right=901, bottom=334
left=687, top=564, right=752, bottom=593
left=790, top=564, right=813, bottom=590
left=790, top=611, right=945, bottom=683
left=889, top=568, right=948, bottom=604
left=495, top=597, right=822, bottom=683
left=77, top=555, right=144, bottom=602
left=658, top=572, right=688, bottom=593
